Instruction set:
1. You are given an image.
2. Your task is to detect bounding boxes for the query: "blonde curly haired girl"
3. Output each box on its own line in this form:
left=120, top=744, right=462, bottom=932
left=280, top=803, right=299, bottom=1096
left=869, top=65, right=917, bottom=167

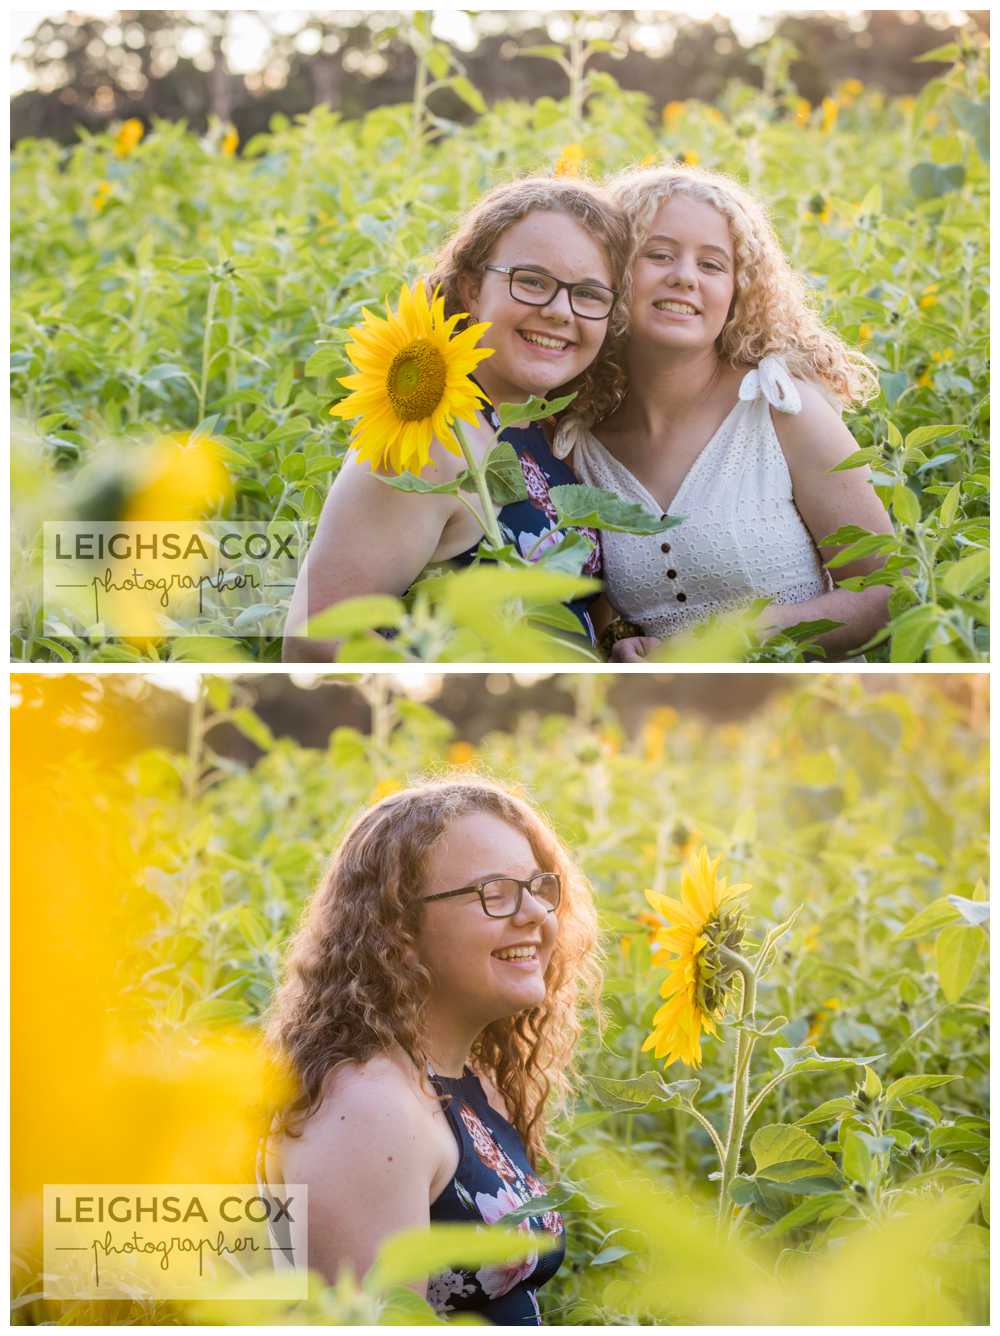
left=556, top=162, right=893, bottom=661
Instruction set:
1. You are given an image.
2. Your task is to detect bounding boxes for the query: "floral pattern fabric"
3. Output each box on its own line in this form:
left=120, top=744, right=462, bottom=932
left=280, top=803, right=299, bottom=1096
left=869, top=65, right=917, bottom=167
left=452, top=408, right=601, bottom=644
left=427, top=1068, right=566, bottom=1325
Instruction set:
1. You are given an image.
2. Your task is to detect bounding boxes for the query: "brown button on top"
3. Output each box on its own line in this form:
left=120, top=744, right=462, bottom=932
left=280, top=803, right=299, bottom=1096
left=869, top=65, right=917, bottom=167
left=660, top=542, right=671, bottom=553
left=676, top=592, right=687, bottom=603
left=667, top=569, right=677, bottom=579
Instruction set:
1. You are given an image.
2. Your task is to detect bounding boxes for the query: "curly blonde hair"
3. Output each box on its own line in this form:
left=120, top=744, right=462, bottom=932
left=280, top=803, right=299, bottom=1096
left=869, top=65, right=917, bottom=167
left=265, top=777, right=601, bottom=1169
left=426, top=175, right=631, bottom=424
left=577, top=162, right=879, bottom=421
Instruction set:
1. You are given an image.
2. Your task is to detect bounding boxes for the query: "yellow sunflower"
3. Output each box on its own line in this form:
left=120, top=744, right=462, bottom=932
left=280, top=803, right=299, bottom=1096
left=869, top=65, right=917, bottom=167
left=330, top=281, right=494, bottom=475
left=641, top=847, right=750, bottom=1068
left=114, top=117, right=145, bottom=157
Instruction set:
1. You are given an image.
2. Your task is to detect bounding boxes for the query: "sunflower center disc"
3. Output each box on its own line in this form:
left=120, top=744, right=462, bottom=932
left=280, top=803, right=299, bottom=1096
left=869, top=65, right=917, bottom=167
left=386, top=339, right=447, bottom=421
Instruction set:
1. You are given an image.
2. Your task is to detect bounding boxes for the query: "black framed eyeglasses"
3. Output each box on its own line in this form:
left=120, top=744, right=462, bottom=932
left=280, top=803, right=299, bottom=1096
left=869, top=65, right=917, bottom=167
left=483, top=264, right=617, bottom=320
left=422, top=872, right=562, bottom=919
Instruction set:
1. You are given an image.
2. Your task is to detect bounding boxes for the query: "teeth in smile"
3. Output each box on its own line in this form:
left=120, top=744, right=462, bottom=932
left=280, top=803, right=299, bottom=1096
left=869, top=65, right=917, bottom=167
left=655, top=301, right=698, bottom=314
left=494, top=946, right=537, bottom=961
left=520, top=332, right=570, bottom=350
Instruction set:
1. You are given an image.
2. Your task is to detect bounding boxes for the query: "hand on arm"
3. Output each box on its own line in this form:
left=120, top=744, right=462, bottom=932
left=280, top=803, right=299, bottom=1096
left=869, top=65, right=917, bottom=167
left=278, top=1065, right=438, bottom=1292
left=767, top=382, right=894, bottom=658
left=282, top=447, right=472, bottom=661
left=609, top=635, right=661, bottom=662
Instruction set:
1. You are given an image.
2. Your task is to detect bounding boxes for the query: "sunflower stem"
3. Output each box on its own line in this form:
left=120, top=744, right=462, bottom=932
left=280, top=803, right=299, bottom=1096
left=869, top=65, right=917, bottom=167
left=717, top=949, right=758, bottom=1230
left=197, top=278, right=219, bottom=425
left=453, top=419, right=504, bottom=550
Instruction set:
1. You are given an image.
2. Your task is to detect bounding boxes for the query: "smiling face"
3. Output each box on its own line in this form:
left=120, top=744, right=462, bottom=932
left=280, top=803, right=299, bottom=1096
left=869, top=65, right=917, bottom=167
left=628, top=194, right=736, bottom=354
left=457, top=210, right=614, bottom=407
left=414, top=811, right=560, bottom=1029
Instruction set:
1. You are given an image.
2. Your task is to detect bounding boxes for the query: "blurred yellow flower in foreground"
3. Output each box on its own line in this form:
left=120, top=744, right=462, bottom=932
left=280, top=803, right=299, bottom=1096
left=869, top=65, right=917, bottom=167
left=820, top=97, right=839, bottom=132
left=677, top=150, right=699, bottom=166
left=639, top=152, right=659, bottom=167
left=221, top=125, right=239, bottom=155
left=447, top=740, right=477, bottom=766
left=837, top=77, right=864, bottom=105
left=125, top=432, right=233, bottom=521
left=662, top=100, right=686, bottom=127
left=919, top=283, right=940, bottom=309
left=793, top=98, right=811, bottom=127
left=555, top=143, right=586, bottom=177
left=931, top=348, right=953, bottom=363
left=114, top=117, right=145, bottom=157
left=331, top=281, right=494, bottom=476
left=92, top=179, right=112, bottom=211
left=858, top=323, right=874, bottom=345
left=11, top=678, right=292, bottom=1266
left=642, top=847, right=750, bottom=1068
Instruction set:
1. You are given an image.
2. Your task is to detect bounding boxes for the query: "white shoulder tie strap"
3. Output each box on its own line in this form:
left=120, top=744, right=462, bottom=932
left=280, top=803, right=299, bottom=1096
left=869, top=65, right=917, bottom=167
left=550, top=414, right=592, bottom=461
left=738, top=354, right=802, bottom=415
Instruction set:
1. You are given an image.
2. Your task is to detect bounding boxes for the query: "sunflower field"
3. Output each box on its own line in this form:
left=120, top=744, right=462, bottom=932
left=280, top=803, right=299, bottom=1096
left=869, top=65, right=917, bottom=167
left=12, top=671, right=989, bottom=1323
left=11, top=27, right=989, bottom=663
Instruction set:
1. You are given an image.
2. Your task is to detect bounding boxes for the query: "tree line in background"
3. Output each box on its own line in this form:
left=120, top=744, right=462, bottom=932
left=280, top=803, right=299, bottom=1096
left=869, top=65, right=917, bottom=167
left=10, top=9, right=988, bottom=145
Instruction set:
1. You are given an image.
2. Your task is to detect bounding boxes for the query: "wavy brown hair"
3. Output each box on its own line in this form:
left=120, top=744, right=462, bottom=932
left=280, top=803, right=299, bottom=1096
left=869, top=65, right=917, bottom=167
left=265, top=778, right=601, bottom=1168
left=578, top=162, right=880, bottom=422
left=425, top=175, right=631, bottom=426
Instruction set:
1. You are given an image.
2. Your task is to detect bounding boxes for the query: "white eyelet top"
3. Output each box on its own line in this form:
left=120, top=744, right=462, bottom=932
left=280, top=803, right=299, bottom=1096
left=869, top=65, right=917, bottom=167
left=552, top=356, right=833, bottom=638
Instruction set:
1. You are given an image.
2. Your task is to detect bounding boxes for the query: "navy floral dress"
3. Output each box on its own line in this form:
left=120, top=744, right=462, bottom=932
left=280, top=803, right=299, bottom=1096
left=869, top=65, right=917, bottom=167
left=427, top=1066, right=566, bottom=1324
left=452, top=402, right=602, bottom=645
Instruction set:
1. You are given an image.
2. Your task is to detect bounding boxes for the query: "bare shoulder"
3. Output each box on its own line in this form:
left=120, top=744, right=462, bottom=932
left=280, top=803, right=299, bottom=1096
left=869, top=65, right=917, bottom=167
left=279, top=1053, right=438, bottom=1181
left=770, top=377, right=858, bottom=470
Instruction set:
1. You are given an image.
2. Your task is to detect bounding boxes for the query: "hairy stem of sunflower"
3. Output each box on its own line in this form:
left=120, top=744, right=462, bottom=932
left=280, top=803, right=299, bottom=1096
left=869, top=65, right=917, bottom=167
left=568, top=30, right=585, bottom=135
left=197, top=279, right=219, bottom=425
left=185, top=678, right=207, bottom=804
left=410, top=38, right=429, bottom=154
left=453, top=419, right=504, bottom=550
left=717, top=949, right=758, bottom=1229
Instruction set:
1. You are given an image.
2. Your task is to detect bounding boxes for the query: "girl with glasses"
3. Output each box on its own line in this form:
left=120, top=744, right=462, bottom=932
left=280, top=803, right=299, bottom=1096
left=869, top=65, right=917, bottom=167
left=283, top=178, right=629, bottom=659
left=553, top=163, right=894, bottom=661
left=263, top=779, right=599, bottom=1324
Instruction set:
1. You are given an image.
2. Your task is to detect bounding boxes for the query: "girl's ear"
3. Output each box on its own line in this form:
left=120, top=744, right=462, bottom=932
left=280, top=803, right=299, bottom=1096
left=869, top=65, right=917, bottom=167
left=457, top=269, right=481, bottom=317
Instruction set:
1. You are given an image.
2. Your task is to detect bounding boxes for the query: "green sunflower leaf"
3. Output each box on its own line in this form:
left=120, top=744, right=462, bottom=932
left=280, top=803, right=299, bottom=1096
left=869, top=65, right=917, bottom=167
left=481, top=440, right=529, bottom=505
left=549, top=484, right=683, bottom=535
left=379, top=470, right=466, bottom=495
left=773, top=1046, right=883, bottom=1076
left=751, top=1123, right=839, bottom=1181
left=364, top=1222, right=558, bottom=1294
left=588, top=1071, right=700, bottom=1113
left=884, top=1074, right=961, bottom=1107
left=495, top=392, right=577, bottom=429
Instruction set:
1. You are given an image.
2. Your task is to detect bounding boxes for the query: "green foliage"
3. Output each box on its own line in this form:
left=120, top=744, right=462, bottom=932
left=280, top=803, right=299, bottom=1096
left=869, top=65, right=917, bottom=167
left=10, top=40, right=990, bottom=662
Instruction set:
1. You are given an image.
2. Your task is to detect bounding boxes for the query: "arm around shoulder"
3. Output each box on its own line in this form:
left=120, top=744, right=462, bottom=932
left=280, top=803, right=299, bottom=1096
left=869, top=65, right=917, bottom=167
left=277, top=1060, right=439, bottom=1289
